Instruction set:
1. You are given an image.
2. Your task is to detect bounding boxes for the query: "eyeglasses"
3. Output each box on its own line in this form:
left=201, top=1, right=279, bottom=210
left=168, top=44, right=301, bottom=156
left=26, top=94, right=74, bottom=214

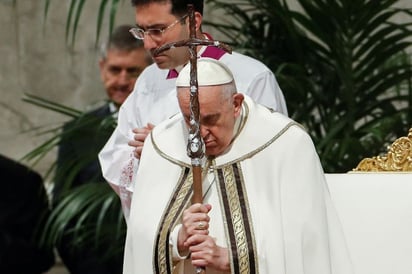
left=129, top=14, right=188, bottom=41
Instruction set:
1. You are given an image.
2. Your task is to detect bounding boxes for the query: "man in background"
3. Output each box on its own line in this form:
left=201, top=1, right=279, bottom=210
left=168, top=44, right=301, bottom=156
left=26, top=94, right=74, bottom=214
left=55, top=24, right=151, bottom=201
left=54, top=24, right=151, bottom=274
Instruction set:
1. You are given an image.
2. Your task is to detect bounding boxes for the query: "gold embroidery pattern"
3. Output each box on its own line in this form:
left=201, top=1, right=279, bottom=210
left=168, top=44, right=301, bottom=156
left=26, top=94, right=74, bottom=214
left=154, top=168, right=193, bottom=274
left=218, top=164, right=258, bottom=274
left=353, top=128, right=412, bottom=171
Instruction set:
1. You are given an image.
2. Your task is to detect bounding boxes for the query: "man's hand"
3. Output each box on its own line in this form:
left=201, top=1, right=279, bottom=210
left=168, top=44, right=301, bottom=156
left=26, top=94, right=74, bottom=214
left=187, top=235, right=230, bottom=272
left=177, top=203, right=231, bottom=272
left=178, top=203, right=211, bottom=253
left=128, top=123, right=155, bottom=159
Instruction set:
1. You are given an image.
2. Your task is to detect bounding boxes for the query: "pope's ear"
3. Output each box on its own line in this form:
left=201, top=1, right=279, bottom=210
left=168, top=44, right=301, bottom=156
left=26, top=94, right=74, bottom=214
left=233, top=93, right=244, bottom=115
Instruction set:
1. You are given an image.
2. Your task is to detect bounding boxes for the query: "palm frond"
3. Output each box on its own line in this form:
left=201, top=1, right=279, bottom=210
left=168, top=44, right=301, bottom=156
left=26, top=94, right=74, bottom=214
left=206, top=0, right=412, bottom=172
left=23, top=94, right=122, bottom=260
left=23, top=93, right=82, bottom=118
left=41, top=183, right=126, bottom=258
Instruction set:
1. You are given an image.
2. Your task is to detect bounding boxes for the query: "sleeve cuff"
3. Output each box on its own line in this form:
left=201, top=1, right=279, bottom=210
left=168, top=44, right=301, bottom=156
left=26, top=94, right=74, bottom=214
left=169, top=224, right=190, bottom=260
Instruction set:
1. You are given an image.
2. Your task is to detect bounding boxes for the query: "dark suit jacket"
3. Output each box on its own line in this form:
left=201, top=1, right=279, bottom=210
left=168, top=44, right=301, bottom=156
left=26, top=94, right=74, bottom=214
left=53, top=103, right=115, bottom=203
left=0, top=155, right=55, bottom=274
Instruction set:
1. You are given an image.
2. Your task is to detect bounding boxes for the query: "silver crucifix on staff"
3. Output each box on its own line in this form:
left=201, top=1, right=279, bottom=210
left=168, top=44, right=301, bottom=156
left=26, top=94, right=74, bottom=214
left=153, top=4, right=232, bottom=274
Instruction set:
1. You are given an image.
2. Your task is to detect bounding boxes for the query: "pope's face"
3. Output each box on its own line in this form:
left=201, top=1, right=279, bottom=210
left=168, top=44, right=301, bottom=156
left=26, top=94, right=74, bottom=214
left=99, top=47, right=149, bottom=107
left=134, top=2, right=194, bottom=69
left=178, top=85, right=244, bottom=157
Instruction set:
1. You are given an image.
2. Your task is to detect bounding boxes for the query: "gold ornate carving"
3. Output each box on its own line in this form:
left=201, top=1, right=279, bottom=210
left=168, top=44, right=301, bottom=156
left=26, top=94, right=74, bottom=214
left=353, top=128, right=412, bottom=172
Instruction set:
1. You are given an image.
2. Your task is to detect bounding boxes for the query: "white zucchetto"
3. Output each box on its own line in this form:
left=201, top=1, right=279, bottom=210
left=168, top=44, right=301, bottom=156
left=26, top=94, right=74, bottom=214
left=176, top=58, right=234, bottom=87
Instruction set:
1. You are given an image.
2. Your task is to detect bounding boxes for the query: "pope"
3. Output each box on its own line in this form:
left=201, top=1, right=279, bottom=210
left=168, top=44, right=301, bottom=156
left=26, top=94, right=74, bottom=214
left=123, top=58, right=353, bottom=274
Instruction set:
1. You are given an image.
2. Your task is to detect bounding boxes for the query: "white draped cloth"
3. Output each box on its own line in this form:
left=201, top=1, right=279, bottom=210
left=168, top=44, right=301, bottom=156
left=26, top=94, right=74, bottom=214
left=123, top=96, right=353, bottom=274
left=99, top=47, right=288, bottom=220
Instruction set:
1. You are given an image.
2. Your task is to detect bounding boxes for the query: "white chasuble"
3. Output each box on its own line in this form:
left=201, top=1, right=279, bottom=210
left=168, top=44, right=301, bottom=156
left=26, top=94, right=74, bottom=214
left=123, top=96, right=353, bottom=274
